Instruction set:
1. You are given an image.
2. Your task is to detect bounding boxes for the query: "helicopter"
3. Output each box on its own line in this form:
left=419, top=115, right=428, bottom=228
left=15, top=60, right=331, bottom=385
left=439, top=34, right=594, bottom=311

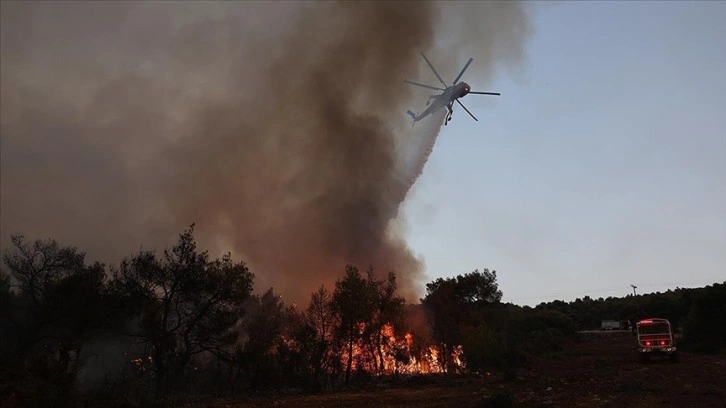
left=405, top=52, right=500, bottom=126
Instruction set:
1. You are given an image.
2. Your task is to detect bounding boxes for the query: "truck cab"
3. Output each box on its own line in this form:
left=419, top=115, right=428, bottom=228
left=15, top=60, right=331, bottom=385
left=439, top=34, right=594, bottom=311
left=636, top=318, right=678, bottom=363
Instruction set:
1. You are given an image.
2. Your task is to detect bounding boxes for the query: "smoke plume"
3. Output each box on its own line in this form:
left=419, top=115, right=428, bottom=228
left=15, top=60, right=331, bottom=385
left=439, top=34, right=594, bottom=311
left=0, top=1, right=531, bottom=303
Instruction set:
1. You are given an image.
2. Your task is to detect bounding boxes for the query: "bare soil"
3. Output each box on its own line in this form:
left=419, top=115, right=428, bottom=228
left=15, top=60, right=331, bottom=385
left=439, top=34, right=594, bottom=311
left=184, top=331, right=726, bottom=408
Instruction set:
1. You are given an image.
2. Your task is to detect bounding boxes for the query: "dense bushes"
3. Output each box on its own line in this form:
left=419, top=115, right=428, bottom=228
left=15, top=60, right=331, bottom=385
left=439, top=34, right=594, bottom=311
left=535, top=282, right=726, bottom=353
left=679, top=283, right=726, bottom=353
left=422, top=271, right=577, bottom=374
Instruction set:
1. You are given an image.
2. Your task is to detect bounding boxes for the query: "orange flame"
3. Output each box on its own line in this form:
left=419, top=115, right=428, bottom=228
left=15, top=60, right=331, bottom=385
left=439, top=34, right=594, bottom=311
left=339, top=323, right=465, bottom=375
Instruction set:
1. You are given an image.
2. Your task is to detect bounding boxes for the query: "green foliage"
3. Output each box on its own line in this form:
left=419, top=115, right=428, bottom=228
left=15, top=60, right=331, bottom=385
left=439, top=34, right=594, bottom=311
left=424, top=269, right=502, bottom=307
left=680, top=283, right=726, bottom=353
left=533, top=282, right=726, bottom=355
left=513, top=308, right=576, bottom=356
left=422, top=269, right=502, bottom=372
left=422, top=269, right=579, bottom=374
left=458, top=305, right=576, bottom=373
left=460, top=323, right=509, bottom=371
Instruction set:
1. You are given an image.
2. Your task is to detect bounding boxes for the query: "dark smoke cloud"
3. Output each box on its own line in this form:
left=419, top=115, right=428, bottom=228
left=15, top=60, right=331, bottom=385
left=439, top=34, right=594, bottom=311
left=1, top=1, right=531, bottom=303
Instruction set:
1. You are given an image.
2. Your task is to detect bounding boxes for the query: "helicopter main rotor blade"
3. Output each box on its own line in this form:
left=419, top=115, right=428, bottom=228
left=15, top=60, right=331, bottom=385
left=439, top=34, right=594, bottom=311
left=420, top=52, right=448, bottom=87
left=452, top=58, right=473, bottom=85
left=455, top=99, right=478, bottom=121
left=404, top=80, right=445, bottom=91
left=469, top=91, right=501, bottom=96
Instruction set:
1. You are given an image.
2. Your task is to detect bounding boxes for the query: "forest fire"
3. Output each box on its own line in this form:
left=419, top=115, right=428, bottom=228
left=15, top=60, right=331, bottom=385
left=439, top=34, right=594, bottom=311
left=345, top=323, right=466, bottom=376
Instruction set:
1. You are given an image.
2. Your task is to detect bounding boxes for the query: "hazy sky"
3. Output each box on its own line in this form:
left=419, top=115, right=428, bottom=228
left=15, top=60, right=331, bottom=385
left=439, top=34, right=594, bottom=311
left=403, top=1, right=726, bottom=305
left=1, top=1, right=723, bottom=307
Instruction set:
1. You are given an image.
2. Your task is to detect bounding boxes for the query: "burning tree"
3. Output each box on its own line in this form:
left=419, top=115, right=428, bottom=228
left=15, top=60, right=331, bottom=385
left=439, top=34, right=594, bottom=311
left=291, top=265, right=470, bottom=385
left=327, top=265, right=466, bottom=381
left=331, top=265, right=378, bottom=385
left=365, top=270, right=406, bottom=374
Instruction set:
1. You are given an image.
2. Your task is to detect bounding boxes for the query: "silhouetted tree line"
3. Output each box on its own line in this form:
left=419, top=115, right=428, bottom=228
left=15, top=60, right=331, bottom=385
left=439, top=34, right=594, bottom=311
left=0, top=226, right=579, bottom=407
left=534, top=282, right=726, bottom=353
left=422, top=271, right=577, bottom=375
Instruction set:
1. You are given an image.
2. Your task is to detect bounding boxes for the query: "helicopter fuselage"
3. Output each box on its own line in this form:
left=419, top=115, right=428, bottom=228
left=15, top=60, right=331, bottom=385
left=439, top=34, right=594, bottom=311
left=415, top=82, right=471, bottom=120
left=405, top=52, right=500, bottom=125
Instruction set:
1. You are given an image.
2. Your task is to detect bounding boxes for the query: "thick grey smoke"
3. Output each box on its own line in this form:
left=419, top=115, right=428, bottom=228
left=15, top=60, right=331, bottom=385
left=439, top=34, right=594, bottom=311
left=0, top=1, right=531, bottom=303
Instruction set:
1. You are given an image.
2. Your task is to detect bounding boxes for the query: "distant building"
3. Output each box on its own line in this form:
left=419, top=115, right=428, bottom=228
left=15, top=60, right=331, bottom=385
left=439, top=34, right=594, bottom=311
left=601, top=320, right=621, bottom=330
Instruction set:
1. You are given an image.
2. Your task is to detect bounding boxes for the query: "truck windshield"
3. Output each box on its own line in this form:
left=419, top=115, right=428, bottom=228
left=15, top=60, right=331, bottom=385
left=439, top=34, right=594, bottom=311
left=638, top=323, right=670, bottom=335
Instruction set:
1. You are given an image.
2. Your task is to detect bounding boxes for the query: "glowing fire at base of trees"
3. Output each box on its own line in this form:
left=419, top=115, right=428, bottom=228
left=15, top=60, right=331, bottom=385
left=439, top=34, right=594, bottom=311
left=5, top=227, right=505, bottom=399
left=340, top=324, right=466, bottom=376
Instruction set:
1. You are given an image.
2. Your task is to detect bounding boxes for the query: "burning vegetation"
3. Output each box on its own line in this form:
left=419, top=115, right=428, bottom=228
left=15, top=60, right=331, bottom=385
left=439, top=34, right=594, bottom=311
left=0, top=4, right=533, bottom=403
left=3, top=224, right=723, bottom=408
left=1, top=226, right=508, bottom=405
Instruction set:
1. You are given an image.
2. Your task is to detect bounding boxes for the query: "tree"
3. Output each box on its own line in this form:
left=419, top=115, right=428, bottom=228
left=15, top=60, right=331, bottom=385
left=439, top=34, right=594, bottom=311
left=331, top=265, right=377, bottom=385
left=109, top=224, right=254, bottom=394
left=0, top=270, right=12, bottom=344
left=3, top=235, right=87, bottom=308
left=681, top=283, right=726, bottom=353
left=235, top=287, right=285, bottom=390
left=1, top=235, right=110, bottom=407
left=422, top=269, right=502, bottom=372
left=305, top=285, right=337, bottom=387
left=364, top=270, right=405, bottom=374
left=308, top=286, right=335, bottom=348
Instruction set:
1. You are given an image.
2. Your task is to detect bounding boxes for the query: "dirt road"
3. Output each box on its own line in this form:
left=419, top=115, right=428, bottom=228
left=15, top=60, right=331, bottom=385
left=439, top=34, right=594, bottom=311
left=185, top=331, right=725, bottom=407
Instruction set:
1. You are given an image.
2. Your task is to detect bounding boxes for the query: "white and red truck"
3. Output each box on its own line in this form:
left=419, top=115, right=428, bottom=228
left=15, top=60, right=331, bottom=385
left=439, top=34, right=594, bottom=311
left=636, top=318, right=679, bottom=363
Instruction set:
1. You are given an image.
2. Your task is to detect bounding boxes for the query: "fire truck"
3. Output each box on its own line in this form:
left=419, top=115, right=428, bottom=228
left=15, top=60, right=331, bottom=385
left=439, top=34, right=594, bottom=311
left=635, top=318, right=679, bottom=363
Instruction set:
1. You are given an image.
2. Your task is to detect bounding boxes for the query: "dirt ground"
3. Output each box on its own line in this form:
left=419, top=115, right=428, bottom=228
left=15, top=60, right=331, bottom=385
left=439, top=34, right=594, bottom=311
left=185, top=331, right=725, bottom=408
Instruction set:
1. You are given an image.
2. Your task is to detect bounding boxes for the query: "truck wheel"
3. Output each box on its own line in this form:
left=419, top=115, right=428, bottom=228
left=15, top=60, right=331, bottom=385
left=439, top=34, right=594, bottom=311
left=639, top=353, right=649, bottom=363
left=670, top=352, right=679, bottom=363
